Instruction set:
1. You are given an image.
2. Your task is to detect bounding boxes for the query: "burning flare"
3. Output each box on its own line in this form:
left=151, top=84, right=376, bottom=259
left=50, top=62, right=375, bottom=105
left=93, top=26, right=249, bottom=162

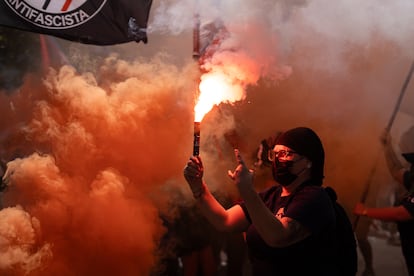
left=192, top=71, right=246, bottom=156
left=194, top=72, right=245, bottom=122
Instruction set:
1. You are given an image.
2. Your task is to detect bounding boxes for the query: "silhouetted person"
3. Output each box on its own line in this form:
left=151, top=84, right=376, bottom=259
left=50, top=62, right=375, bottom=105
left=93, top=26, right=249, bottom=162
left=354, top=129, right=414, bottom=276
left=184, top=127, right=339, bottom=275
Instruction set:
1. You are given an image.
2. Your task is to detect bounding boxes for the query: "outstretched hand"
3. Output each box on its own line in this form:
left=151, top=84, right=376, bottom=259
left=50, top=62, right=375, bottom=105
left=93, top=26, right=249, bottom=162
left=183, top=156, right=205, bottom=198
left=353, top=202, right=367, bottom=216
left=228, top=149, right=254, bottom=190
left=380, top=129, right=391, bottom=146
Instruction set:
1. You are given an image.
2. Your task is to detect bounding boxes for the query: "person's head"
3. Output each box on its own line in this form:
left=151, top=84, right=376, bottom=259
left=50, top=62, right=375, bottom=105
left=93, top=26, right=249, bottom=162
left=269, top=127, right=325, bottom=186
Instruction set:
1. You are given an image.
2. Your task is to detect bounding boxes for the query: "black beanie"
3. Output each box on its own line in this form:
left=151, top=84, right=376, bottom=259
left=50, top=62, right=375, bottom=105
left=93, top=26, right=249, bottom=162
left=275, top=127, right=325, bottom=185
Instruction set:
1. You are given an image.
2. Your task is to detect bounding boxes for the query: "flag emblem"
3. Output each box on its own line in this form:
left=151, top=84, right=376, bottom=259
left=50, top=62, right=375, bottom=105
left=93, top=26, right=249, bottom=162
left=4, top=0, right=107, bottom=29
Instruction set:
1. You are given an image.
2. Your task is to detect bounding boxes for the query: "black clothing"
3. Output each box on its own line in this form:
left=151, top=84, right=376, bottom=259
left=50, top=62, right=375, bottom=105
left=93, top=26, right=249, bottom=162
left=239, top=183, right=337, bottom=275
left=397, top=170, right=414, bottom=276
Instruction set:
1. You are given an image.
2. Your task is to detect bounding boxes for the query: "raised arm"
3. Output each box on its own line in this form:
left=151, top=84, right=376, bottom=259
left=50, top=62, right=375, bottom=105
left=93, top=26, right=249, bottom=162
left=228, top=150, right=311, bottom=247
left=183, top=156, right=249, bottom=232
left=382, top=131, right=406, bottom=184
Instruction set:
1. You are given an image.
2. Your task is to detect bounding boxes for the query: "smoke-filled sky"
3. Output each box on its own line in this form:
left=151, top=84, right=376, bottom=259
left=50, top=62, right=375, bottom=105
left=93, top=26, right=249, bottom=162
left=1, top=0, right=414, bottom=275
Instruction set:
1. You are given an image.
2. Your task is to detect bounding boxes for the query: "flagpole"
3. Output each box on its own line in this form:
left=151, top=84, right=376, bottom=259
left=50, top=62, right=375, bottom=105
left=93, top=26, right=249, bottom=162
left=193, top=13, right=200, bottom=61
left=192, top=1, right=201, bottom=156
left=353, top=59, right=414, bottom=230
left=39, top=35, right=50, bottom=74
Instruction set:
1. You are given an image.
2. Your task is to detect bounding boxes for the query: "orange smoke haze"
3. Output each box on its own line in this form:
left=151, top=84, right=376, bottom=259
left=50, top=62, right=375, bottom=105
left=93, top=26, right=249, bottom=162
left=0, top=58, right=199, bottom=275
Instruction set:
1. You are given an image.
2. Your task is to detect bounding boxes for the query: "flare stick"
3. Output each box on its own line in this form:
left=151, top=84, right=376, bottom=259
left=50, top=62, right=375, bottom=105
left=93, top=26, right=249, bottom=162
left=192, top=13, right=200, bottom=60
left=193, top=122, right=200, bottom=156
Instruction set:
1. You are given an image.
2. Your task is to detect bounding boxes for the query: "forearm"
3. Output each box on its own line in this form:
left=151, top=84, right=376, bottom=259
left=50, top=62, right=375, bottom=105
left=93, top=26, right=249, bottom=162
left=362, top=206, right=413, bottom=221
left=383, top=142, right=405, bottom=183
left=239, top=185, right=289, bottom=246
left=195, top=182, right=239, bottom=232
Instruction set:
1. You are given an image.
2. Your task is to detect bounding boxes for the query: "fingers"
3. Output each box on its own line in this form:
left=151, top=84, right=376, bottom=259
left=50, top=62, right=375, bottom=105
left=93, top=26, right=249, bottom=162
left=353, top=202, right=365, bottom=215
left=184, top=156, right=203, bottom=179
left=228, top=150, right=255, bottom=180
left=186, top=155, right=203, bottom=168
left=227, top=165, right=255, bottom=181
left=234, top=149, right=246, bottom=166
left=380, top=129, right=391, bottom=145
left=228, top=163, right=241, bottom=179
left=184, top=165, right=199, bottom=176
left=234, top=150, right=255, bottom=175
left=196, top=155, right=203, bottom=167
left=227, top=169, right=235, bottom=180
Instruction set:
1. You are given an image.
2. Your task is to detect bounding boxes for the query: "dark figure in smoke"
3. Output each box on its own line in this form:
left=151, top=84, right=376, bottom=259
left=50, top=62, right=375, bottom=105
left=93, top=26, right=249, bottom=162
left=0, top=27, right=41, bottom=91
left=0, top=158, right=7, bottom=208
left=154, top=202, right=220, bottom=276
left=354, top=127, right=414, bottom=276
left=109, top=0, right=152, bottom=43
left=252, top=132, right=283, bottom=192
left=184, top=127, right=340, bottom=275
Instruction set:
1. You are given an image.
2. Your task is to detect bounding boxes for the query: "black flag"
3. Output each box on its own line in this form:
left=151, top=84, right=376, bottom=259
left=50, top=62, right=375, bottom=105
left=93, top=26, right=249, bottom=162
left=0, top=0, right=153, bottom=45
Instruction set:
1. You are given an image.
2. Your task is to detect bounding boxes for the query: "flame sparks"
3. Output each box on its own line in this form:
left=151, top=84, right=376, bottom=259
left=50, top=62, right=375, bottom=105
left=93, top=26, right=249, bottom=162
left=194, top=72, right=245, bottom=122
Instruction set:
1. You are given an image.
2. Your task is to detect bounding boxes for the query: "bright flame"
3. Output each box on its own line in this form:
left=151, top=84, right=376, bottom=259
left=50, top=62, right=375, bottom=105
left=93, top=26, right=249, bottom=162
left=194, top=72, right=244, bottom=122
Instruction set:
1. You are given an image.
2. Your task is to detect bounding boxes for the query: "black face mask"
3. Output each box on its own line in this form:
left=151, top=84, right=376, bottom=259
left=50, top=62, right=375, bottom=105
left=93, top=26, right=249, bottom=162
left=402, top=153, right=414, bottom=165
left=272, top=159, right=298, bottom=186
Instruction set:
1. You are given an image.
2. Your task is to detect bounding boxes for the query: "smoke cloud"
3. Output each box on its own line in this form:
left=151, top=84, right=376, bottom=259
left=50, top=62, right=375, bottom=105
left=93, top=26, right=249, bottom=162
left=1, top=0, right=414, bottom=275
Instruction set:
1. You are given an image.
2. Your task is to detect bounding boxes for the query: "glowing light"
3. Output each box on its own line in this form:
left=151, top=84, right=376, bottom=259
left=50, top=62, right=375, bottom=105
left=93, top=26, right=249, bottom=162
left=194, top=72, right=244, bottom=122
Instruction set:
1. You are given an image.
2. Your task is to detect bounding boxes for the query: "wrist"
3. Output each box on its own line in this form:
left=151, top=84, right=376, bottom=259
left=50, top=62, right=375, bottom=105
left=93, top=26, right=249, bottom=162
left=362, top=208, right=368, bottom=216
left=193, top=182, right=206, bottom=199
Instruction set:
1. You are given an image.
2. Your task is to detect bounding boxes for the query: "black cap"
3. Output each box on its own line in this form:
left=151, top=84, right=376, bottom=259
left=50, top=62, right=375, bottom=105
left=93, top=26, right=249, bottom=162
left=275, top=127, right=325, bottom=185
